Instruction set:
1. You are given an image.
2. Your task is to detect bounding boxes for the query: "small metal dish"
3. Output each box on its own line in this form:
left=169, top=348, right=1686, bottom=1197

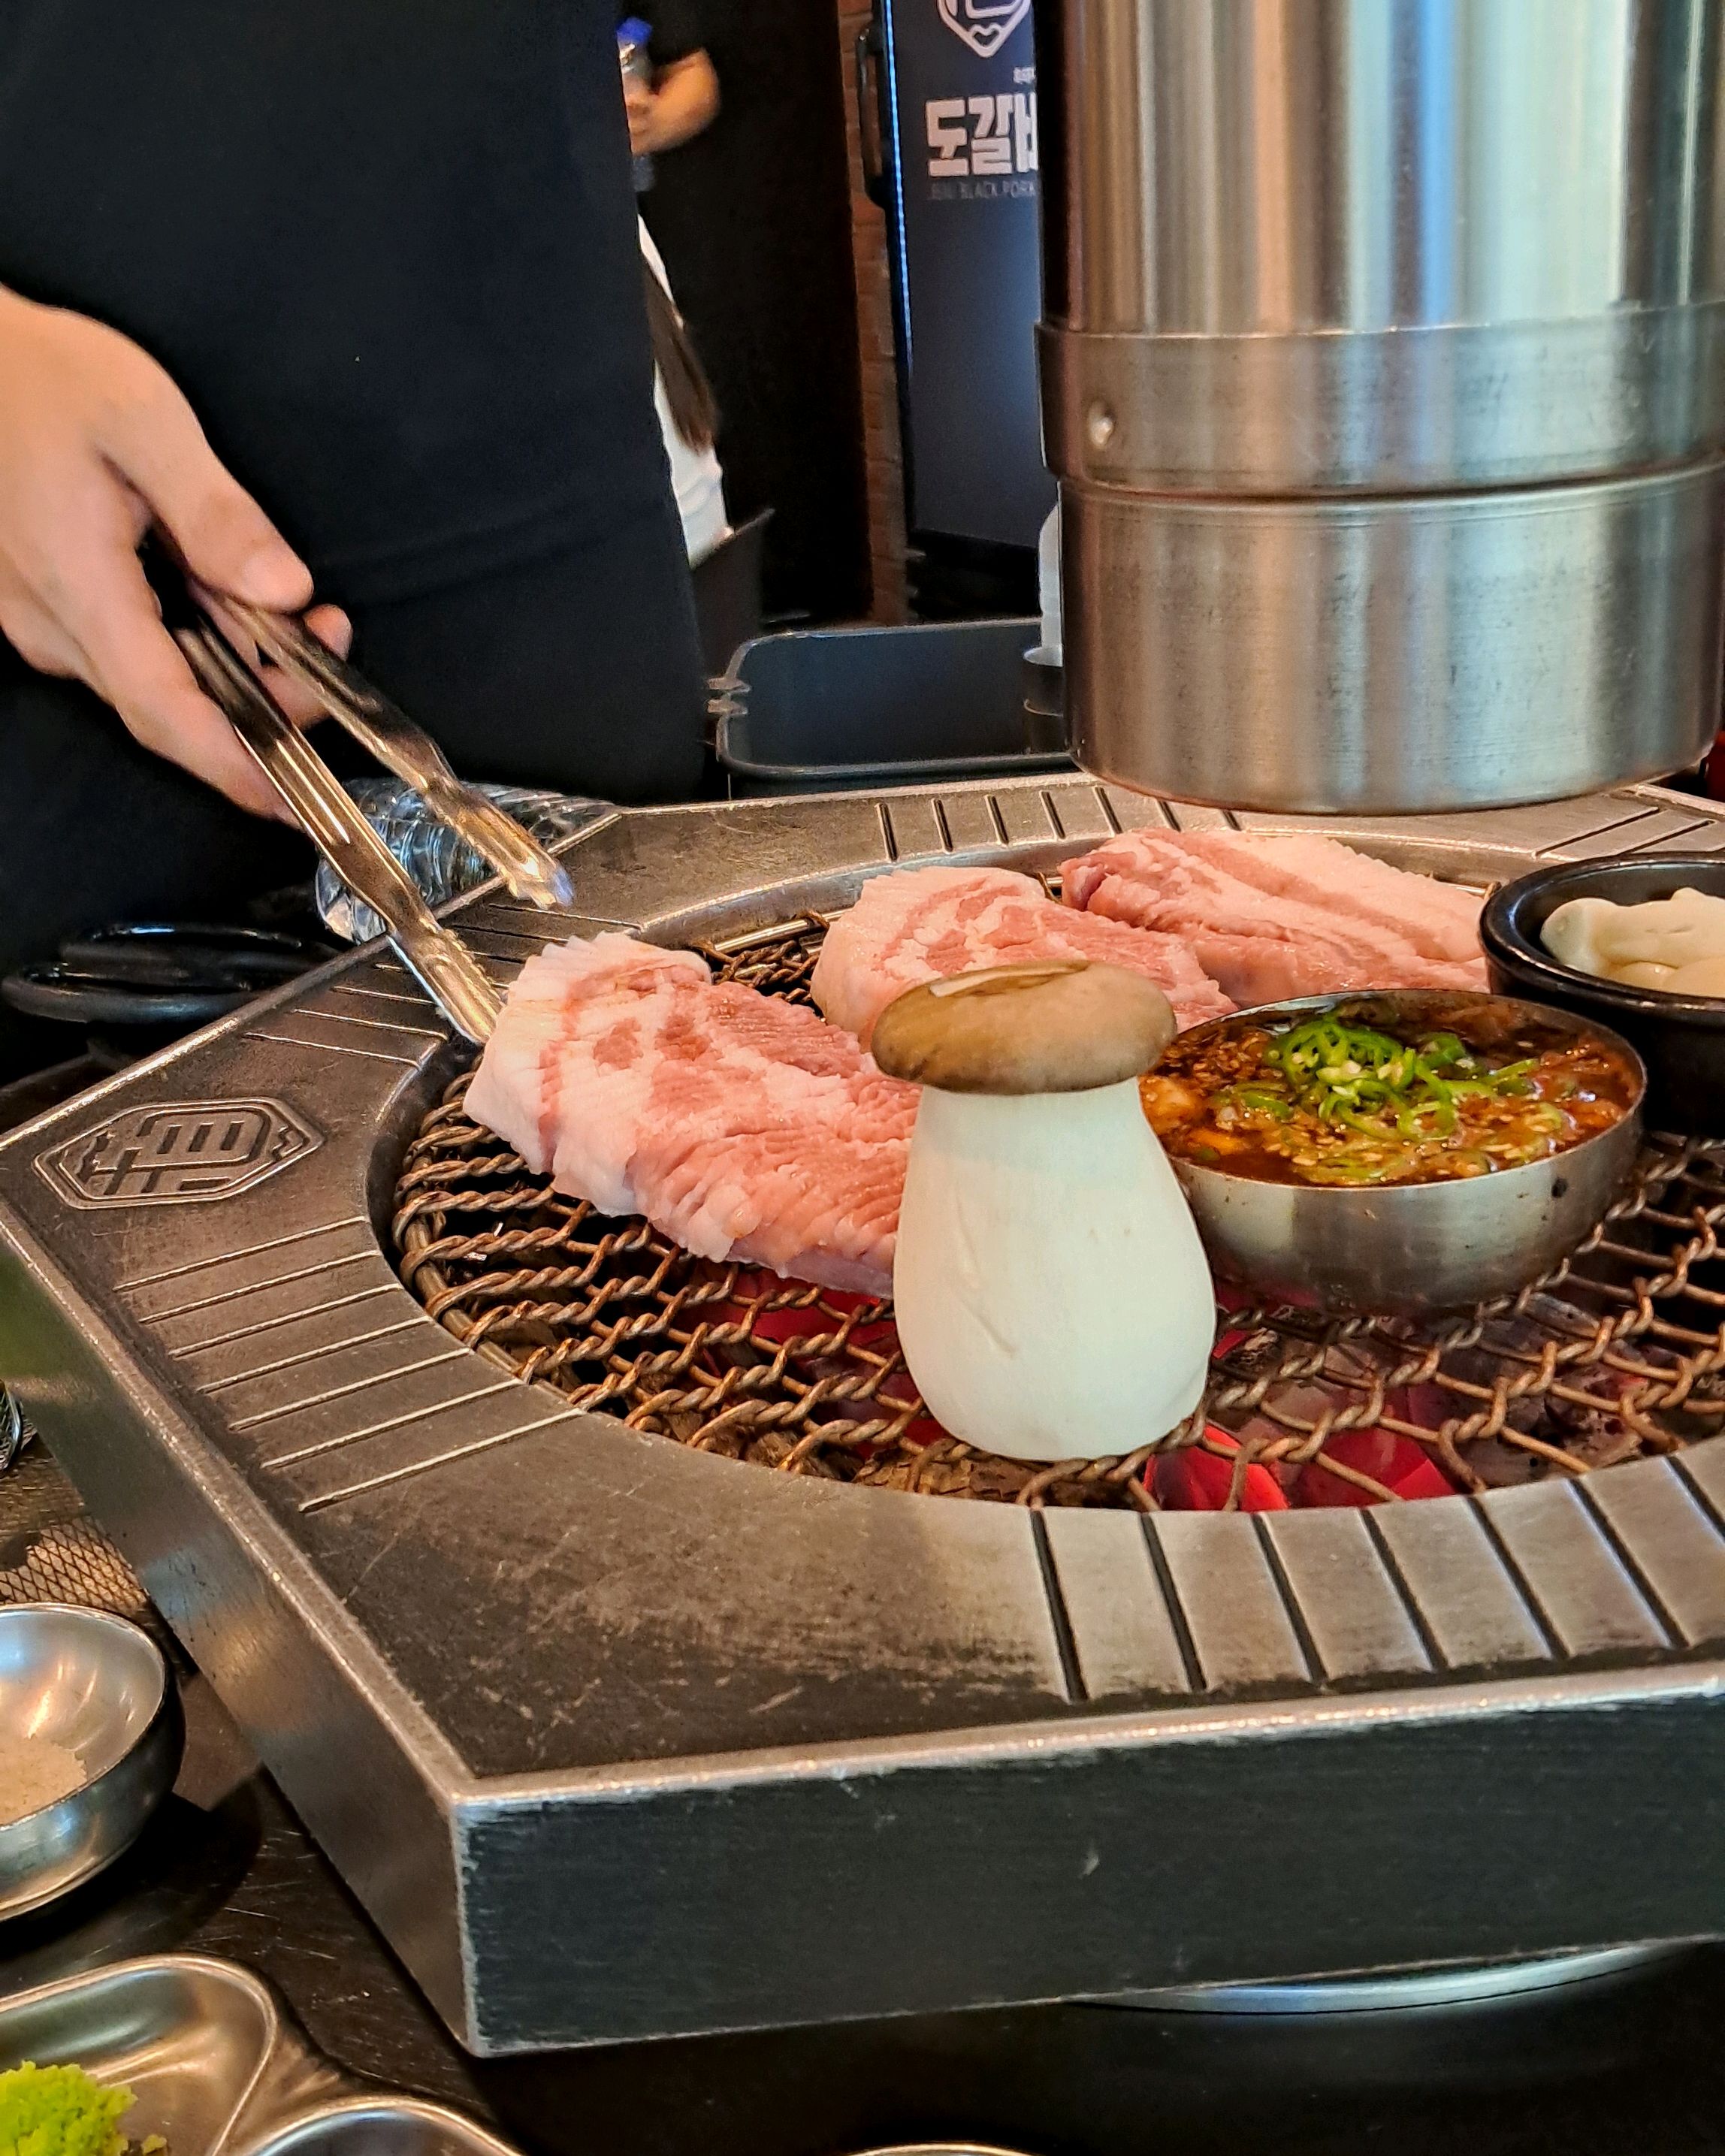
left=0, top=1603, right=183, bottom=1919
left=1480, top=852, right=1725, bottom=1134
left=0, top=1955, right=290, bottom=2156
left=1162, top=991, right=1644, bottom=1315
left=0, top=1954, right=520, bottom=2156
left=246, top=2095, right=530, bottom=2156
left=845, top=2146, right=1035, bottom=2156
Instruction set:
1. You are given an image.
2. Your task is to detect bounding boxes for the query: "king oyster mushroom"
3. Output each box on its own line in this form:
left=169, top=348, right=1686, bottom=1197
left=871, top=960, right=1215, bottom=1463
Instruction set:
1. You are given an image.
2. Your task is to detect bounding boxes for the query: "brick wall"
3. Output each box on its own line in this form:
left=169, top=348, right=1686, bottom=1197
left=836, top=0, right=909, bottom=622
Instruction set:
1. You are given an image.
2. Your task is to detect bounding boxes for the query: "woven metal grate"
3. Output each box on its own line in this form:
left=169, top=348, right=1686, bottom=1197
left=0, top=1435, right=162, bottom=1650
left=390, top=920, right=1725, bottom=1509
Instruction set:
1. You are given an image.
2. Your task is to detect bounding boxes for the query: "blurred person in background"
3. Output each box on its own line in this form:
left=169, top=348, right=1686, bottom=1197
left=618, top=3, right=719, bottom=167
left=618, top=2, right=726, bottom=558
left=642, top=222, right=730, bottom=564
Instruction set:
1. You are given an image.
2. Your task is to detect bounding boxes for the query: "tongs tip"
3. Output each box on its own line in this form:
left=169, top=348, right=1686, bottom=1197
left=498, top=855, right=575, bottom=910
left=205, top=586, right=576, bottom=916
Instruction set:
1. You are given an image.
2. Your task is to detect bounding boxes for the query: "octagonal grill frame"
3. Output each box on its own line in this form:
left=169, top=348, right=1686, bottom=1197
left=2, top=773, right=1724, bottom=2056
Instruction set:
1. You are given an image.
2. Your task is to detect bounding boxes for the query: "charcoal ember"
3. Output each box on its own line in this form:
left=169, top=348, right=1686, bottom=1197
left=1156, top=1428, right=1290, bottom=1510
left=1208, top=1324, right=1294, bottom=1385
left=1545, top=1424, right=1646, bottom=1472
left=1461, top=1439, right=1545, bottom=1489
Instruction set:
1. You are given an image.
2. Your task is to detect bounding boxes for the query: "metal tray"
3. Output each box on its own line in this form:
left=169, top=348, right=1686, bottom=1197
left=0, top=1955, right=330, bottom=2156
left=712, top=619, right=1071, bottom=792
left=0, top=1954, right=516, bottom=2156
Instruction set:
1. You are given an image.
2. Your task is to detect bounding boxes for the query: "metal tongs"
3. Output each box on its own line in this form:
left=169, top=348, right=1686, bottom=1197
left=207, top=592, right=572, bottom=916
left=155, top=554, right=569, bottom=1043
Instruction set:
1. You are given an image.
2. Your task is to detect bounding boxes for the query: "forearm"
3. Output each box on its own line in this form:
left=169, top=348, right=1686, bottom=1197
left=641, top=52, right=718, bottom=152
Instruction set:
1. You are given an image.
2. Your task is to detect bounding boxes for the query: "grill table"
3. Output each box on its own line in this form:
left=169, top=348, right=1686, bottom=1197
left=2, top=775, right=1723, bottom=2055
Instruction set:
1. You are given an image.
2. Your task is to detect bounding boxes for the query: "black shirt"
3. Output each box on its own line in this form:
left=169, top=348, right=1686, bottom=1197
left=616, top=0, right=702, bottom=67
left=0, top=1, right=671, bottom=608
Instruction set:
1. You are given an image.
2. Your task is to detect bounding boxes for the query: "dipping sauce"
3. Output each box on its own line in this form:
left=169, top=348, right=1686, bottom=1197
left=1143, top=1007, right=1635, bottom=1188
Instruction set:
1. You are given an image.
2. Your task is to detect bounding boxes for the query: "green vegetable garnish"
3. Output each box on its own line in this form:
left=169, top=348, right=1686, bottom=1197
left=0, top=2062, right=162, bottom=2156
left=1213, top=1016, right=1577, bottom=1185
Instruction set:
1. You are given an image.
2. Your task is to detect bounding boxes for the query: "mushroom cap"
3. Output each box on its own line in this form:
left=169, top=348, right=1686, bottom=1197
left=870, top=961, right=1179, bottom=1095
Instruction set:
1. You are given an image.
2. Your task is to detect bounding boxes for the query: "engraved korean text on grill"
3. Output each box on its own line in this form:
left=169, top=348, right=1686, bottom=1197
left=35, top=1101, right=322, bottom=1209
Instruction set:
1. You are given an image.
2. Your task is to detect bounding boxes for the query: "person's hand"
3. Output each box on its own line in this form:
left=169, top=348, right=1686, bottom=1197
left=0, top=284, right=350, bottom=816
left=626, top=51, right=719, bottom=157
left=624, top=75, right=658, bottom=156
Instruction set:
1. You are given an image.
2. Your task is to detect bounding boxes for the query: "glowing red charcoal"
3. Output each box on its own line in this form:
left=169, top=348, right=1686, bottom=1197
left=1153, top=1427, right=1290, bottom=1511
left=704, top=1273, right=947, bottom=1449
left=705, top=1277, right=1462, bottom=1502
left=1295, top=1427, right=1458, bottom=1506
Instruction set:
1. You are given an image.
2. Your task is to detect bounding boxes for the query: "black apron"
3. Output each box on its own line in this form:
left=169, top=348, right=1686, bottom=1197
left=0, top=1, right=705, bottom=1073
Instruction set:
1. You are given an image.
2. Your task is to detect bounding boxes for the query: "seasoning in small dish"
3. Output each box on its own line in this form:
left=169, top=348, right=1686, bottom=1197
left=1143, top=1004, right=1634, bottom=1188
left=0, top=1732, right=85, bottom=1825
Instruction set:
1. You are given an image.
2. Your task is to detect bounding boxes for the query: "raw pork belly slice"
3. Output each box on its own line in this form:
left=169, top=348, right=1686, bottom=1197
left=466, top=933, right=917, bottom=1295
left=809, top=865, right=1233, bottom=1047
left=1178, top=829, right=1485, bottom=964
left=1060, top=828, right=1488, bottom=1007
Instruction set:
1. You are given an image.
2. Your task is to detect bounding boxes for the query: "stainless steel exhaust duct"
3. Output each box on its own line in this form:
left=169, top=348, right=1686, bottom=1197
left=1038, top=0, right=1725, bottom=812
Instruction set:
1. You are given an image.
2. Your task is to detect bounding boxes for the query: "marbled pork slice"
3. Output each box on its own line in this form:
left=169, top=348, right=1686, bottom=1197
left=1060, top=829, right=1487, bottom=1007
left=462, top=935, right=699, bottom=1206
left=809, top=864, right=1232, bottom=1046
left=465, top=933, right=916, bottom=1294
left=1170, top=829, right=1485, bottom=965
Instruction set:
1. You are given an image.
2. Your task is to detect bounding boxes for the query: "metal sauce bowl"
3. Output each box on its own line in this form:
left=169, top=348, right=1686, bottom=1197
left=0, top=1604, right=183, bottom=1919
left=1480, top=853, right=1725, bottom=1137
left=1159, top=992, right=1644, bottom=1315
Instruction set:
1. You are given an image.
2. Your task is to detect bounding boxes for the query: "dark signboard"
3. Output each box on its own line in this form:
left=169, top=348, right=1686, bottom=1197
left=880, top=0, right=1056, bottom=550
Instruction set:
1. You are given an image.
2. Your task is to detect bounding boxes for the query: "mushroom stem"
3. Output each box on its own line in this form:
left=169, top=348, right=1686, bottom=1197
left=893, top=1078, right=1216, bottom=1463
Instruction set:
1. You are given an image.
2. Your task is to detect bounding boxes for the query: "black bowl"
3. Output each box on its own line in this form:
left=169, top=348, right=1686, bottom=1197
left=1479, top=852, right=1725, bottom=1134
